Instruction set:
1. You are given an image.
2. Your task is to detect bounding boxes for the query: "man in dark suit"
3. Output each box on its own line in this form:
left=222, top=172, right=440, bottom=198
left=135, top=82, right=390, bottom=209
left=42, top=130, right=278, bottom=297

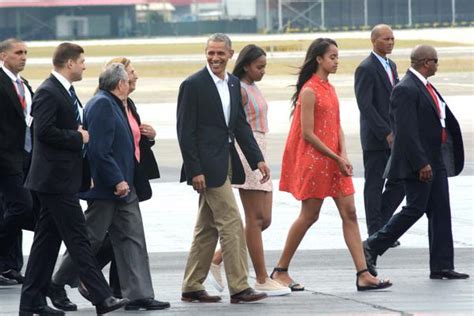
left=49, top=63, right=169, bottom=311
left=354, top=24, right=405, bottom=244
left=177, top=33, right=269, bottom=304
left=19, top=42, right=128, bottom=316
left=363, top=45, right=469, bottom=280
left=0, top=38, right=36, bottom=285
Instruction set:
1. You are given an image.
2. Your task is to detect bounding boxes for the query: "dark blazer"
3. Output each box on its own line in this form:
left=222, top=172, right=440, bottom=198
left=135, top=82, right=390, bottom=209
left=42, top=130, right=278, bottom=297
left=176, top=67, right=263, bottom=188
left=127, top=98, right=160, bottom=180
left=79, top=90, right=135, bottom=201
left=355, top=53, right=399, bottom=151
left=0, top=68, right=34, bottom=175
left=385, top=70, right=464, bottom=180
left=25, top=74, right=84, bottom=194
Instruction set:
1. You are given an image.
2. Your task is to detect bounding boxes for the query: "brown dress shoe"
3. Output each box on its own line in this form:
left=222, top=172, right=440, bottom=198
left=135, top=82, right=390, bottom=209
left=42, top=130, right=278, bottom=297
left=230, top=288, right=267, bottom=304
left=181, top=290, right=222, bottom=303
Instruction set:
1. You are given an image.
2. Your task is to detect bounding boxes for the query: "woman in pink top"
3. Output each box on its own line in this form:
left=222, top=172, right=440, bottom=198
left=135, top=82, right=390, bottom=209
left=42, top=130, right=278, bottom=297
left=208, top=45, right=290, bottom=297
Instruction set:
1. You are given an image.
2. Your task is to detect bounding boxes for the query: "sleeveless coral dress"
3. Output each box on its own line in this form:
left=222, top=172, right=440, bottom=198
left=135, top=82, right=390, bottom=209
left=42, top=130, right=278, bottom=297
left=279, top=74, right=355, bottom=201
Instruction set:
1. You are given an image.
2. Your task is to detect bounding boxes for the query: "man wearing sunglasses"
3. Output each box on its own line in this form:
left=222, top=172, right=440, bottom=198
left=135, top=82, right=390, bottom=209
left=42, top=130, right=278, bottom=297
left=363, top=45, right=469, bottom=280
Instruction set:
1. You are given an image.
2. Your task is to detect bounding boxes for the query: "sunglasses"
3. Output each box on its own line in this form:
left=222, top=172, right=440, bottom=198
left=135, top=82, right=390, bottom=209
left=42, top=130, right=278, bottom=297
left=425, top=58, right=438, bottom=64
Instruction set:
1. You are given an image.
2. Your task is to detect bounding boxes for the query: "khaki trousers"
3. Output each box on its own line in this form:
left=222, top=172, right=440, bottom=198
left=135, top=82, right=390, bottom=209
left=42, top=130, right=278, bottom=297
left=182, top=166, right=249, bottom=295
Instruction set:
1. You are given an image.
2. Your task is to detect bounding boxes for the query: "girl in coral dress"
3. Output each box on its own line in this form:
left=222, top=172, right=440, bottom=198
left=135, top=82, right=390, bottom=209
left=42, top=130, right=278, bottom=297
left=271, top=38, right=392, bottom=291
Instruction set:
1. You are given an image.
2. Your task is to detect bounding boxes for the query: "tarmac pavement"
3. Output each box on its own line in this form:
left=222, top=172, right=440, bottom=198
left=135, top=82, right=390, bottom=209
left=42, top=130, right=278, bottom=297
left=3, top=176, right=473, bottom=315
left=1, top=248, right=473, bottom=315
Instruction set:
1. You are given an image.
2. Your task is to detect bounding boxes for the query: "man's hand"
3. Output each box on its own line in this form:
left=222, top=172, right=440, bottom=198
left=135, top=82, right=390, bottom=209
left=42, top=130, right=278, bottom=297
left=192, top=174, right=206, bottom=193
left=257, top=162, right=271, bottom=183
left=114, top=181, right=130, bottom=198
left=386, top=132, right=394, bottom=147
left=140, top=123, right=156, bottom=140
left=419, top=164, right=432, bottom=182
left=78, top=125, right=89, bottom=144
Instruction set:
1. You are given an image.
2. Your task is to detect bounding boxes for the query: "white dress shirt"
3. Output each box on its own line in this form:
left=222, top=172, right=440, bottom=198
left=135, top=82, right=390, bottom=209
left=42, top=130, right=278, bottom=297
left=372, top=51, right=395, bottom=86
left=51, top=70, right=83, bottom=122
left=206, top=64, right=231, bottom=126
left=409, top=67, right=446, bottom=128
left=2, top=65, right=33, bottom=151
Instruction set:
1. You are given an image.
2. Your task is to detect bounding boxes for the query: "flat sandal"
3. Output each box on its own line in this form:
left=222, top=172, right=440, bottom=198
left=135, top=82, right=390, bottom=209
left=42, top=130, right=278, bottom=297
left=271, top=267, right=305, bottom=292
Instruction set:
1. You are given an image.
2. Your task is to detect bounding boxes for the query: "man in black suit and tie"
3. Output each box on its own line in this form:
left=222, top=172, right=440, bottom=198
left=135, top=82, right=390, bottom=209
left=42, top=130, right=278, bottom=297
left=354, top=24, right=405, bottom=245
left=177, top=33, right=269, bottom=304
left=363, top=45, right=469, bottom=280
left=0, top=38, right=36, bottom=286
left=19, top=42, right=128, bottom=316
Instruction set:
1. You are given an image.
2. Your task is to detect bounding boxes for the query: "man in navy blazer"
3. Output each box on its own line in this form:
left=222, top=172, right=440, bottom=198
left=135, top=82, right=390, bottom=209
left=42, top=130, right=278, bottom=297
left=177, top=33, right=270, bottom=304
left=354, top=24, right=405, bottom=243
left=363, top=45, right=469, bottom=280
left=20, top=43, right=127, bottom=315
left=49, top=63, right=169, bottom=311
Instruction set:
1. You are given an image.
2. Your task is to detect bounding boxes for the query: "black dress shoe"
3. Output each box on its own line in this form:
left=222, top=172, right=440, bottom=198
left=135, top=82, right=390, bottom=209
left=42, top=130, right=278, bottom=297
left=0, top=275, right=17, bottom=286
left=125, top=298, right=170, bottom=310
left=230, top=288, right=267, bottom=304
left=19, top=305, right=65, bottom=316
left=2, top=269, right=24, bottom=283
left=181, top=290, right=222, bottom=303
left=95, top=296, right=129, bottom=315
left=46, top=283, right=77, bottom=311
left=389, top=240, right=401, bottom=248
left=430, top=270, right=470, bottom=280
left=362, top=240, right=378, bottom=277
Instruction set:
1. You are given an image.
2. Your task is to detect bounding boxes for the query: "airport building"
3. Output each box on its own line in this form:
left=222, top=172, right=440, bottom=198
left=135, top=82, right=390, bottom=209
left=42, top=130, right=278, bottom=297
left=0, top=0, right=472, bottom=40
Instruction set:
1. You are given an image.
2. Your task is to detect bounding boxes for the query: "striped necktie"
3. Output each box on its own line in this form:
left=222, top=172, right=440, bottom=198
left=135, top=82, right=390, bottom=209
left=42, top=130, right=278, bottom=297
left=68, top=86, right=81, bottom=124
left=384, top=59, right=394, bottom=86
left=16, top=78, right=32, bottom=152
left=15, top=78, right=27, bottom=109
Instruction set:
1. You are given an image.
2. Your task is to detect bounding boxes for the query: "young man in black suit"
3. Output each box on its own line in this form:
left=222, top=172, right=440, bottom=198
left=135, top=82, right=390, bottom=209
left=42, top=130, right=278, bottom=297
left=177, top=33, right=270, bottom=304
left=0, top=38, right=36, bottom=286
left=19, top=43, right=128, bottom=315
left=363, top=45, right=469, bottom=280
left=354, top=24, right=405, bottom=244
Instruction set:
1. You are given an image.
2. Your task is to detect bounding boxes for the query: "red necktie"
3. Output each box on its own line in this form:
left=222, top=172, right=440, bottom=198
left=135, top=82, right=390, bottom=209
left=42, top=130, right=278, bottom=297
left=15, top=79, right=27, bottom=110
left=426, top=83, right=447, bottom=143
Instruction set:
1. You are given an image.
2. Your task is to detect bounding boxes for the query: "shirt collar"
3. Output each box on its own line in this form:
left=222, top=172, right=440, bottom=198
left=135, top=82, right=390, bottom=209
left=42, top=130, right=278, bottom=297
left=372, top=51, right=390, bottom=66
left=206, top=63, right=229, bottom=84
left=1, top=65, right=21, bottom=82
left=409, top=67, right=428, bottom=86
left=52, top=70, right=72, bottom=92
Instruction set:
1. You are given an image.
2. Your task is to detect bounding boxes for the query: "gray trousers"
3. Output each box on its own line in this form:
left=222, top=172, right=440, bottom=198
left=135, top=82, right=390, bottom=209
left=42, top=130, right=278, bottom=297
left=52, top=192, right=154, bottom=300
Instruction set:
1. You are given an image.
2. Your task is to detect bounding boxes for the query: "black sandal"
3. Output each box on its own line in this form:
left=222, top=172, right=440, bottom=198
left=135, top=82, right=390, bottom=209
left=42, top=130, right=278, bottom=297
left=270, top=267, right=305, bottom=292
left=356, top=269, right=392, bottom=291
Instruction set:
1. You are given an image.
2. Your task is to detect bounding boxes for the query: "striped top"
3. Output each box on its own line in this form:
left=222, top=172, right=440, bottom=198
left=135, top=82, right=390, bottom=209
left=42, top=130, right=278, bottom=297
left=241, top=81, right=269, bottom=133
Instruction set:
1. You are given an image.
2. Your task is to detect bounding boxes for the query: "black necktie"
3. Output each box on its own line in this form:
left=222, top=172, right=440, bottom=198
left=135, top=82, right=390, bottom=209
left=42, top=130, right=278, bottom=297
left=69, top=86, right=81, bottom=124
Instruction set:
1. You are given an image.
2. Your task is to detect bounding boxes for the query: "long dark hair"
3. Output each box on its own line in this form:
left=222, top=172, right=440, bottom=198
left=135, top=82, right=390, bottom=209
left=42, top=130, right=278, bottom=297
left=290, top=38, right=338, bottom=115
left=233, top=44, right=266, bottom=80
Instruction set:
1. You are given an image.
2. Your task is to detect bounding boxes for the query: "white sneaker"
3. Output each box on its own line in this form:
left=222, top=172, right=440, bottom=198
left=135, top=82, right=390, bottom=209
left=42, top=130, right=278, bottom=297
left=254, top=277, right=291, bottom=296
left=208, top=263, right=225, bottom=292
